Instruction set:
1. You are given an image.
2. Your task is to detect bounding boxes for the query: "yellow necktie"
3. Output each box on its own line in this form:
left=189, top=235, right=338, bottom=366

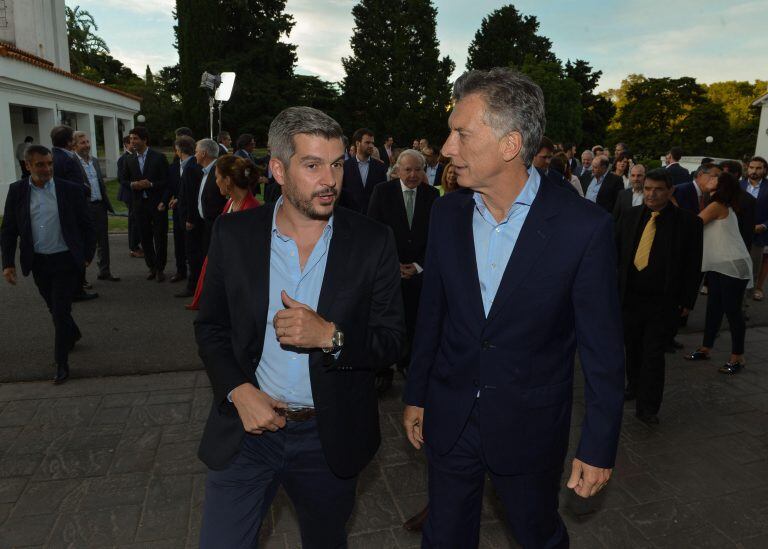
left=634, top=211, right=659, bottom=271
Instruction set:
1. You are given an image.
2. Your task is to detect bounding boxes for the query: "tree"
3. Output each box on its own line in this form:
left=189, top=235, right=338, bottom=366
left=706, top=80, right=767, bottom=157
left=520, top=58, right=582, bottom=144
left=466, top=4, right=555, bottom=71
left=175, top=0, right=298, bottom=142
left=564, top=59, right=614, bottom=147
left=66, top=6, right=109, bottom=75
left=340, top=0, right=454, bottom=146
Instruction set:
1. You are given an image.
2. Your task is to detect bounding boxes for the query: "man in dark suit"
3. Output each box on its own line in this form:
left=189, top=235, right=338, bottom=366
left=338, top=127, right=388, bottom=214
left=379, top=135, right=395, bottom=167
left=50, top=125, right=87, bottom=187
left=165, top=133, right=198, bottom=284
left=581, top=155, right=624, bottom=213
left=175, top=140, right=205, bottom=299
left=195, top=106, right=404, bottom=548
left=120, top=126, right=170, bottom=281
left=117, top=136, right=142, bottom=258
left=564, top=142, right=579, bottom=174
left=217, top=131, right=231, bottom=156
left=73, top=131, right=119, bottom=282
left=665, top=146, right=690, bottom=185
left=575, top=149, right=594, bottom=178
left=2, top=146, right=95, bottom=384
left=741, top=156, right=768, bottom=297
left=613, top=163, right=646, bottom=223
left=403, top=69, right=624, bottom=548
left=617, top=169, right=703, bottom=424
left=422, top=146, right=444, bottom=186
left=194, top=139, right=227, bottom=255
left=368, top=149, right=440, bottom=393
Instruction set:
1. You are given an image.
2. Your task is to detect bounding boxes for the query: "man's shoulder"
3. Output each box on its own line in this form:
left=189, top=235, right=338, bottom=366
left=335, top=205, right=392, bottom=240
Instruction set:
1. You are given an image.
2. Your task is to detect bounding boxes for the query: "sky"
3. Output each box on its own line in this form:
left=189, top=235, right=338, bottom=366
left=67, top=0, right=768, bottom=92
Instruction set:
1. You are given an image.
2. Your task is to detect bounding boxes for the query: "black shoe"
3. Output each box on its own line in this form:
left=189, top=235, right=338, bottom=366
left=73, top=291, right=99, bottom=302
left=169, top=273, right=186, bottom=283
left=53, top=364, right=69, bottom=385
left=147, top=271, right=156, bottom=281
left=718, top=362, right=745, bottom=375
left=156, top=271, right=166, bottom=282
left=624, top=390, right=636, bottom=401
left=97, top=273, right=121, bottom=281
left=636, top=412, right=659, bottom=425
left=174, top=290, right=194, bottom=298
left=684, top=350, right=710, bottom=361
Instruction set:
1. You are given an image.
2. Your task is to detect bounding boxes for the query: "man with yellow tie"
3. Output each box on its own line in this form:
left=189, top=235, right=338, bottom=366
left=616, top=168, right=703, bottom=424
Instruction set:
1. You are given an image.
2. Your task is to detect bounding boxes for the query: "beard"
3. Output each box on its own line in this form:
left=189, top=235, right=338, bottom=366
left=282, top=177, right=337, bottom=221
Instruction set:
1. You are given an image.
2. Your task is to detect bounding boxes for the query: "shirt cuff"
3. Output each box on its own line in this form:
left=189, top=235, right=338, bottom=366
left=413, top=263, right=423, bottom=274
left=227, top=390, right=233, bottom=403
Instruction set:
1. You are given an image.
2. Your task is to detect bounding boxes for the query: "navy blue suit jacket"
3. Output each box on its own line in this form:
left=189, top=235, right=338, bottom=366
left=1, top=178, right=95, bottom=276
left=339, top=157, right=388, bottom=214
left=404, top=176, right=625, bottom=474
left=666, top=163, right=690, bottom=185
left=52, top=147, right=86, bottom=187
left=740, top=178, right=768, bottom=246
left=673, top=181, right=702, bottom=215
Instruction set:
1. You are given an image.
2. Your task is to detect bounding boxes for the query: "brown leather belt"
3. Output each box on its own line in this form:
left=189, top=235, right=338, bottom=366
left=274, top=407, right=316, bottom=422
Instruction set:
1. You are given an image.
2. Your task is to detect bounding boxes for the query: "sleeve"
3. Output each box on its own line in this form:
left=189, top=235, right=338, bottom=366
left=73, top=185, right=96, bottom=263
left=572, top=214, right=625, bottom=468
left=1, top=185, right=19, bottom=270
left=680, top=216, right=704, bottom=310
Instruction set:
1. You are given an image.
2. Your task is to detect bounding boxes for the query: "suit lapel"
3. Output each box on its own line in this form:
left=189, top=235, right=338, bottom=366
left=247, top=204, right=275, bottom=352
left=394, top=183, right=409, bottom=231
left=456, top=193, right=486, bottom=324
left=317, top=208, right=353, bottom=318
left=485, top=179, right=559, bottom=323
left=18, top=180, right=32, bottom=239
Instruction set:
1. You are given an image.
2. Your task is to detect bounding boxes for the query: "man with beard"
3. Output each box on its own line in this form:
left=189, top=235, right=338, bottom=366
left=339, top=127, right=388, bottom=214
left=740, top=156, right=768, bottom=299
left=195, top=106, right=405, bottom=547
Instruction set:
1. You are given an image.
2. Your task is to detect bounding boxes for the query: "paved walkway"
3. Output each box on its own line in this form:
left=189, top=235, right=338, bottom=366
left=1, top=235, right=768, bottom=547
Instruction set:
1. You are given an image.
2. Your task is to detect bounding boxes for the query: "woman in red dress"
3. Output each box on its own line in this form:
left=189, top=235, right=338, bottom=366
left=187, top=154, right=261, bottom=310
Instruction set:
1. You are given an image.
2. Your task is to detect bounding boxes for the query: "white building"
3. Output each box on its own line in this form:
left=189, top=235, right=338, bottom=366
left=0, top=0, right=140, bottom=210
left=753, top=91, right=768, bottom=159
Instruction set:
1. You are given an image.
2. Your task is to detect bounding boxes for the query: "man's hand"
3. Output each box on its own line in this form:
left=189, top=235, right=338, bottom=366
left=400, top=263, right=418, bottom=279
left=567, top=458, right=612, bottom=498
left=185, top=222, right=194, bottom=230
left=231, top=383, right=287, bottom=434
left=273, top=291, right=334, bottom=348
left=755, top=224, right=766, bottom=234
left=403, top=405, right=425, bottom=449
left=3, top=267, right=17, bottom=285
left=157, top=202, right=166, bottom=212
left=680, top=307, right=690, bottom=317
left=169, top=197, right=178, bottom=209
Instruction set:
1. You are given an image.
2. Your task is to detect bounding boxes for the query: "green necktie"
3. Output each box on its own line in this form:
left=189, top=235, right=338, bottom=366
left=404, top=189, right=415, bottom=228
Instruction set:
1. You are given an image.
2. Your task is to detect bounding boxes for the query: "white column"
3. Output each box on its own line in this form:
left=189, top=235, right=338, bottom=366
left=0, top=96, right=16, bottom=212
left=103, top=116, right=120, bottom=178
left=37, top=106, right=57, bottom=148
left=75, top=112, right=97, bottom=157
left=756, top=103, right=768, bottom=158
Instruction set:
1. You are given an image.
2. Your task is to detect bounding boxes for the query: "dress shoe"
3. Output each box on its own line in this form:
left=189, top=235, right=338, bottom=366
left=130, top=249, right=145, bottom=258
left=684, top=350, right=710, bottom=361
left=174, top=290, right=194, bottom=298
left=73, top=291, right=99, bottom=302
left=636, top=412, right=659, bottom=425
left=169, top=273, right=186, bottom=283
left=718, top=361, right=745, bottom=375
left=82, top=280, right=93, bottom=290
left=53, top=364, right=69, bottom=385
left=146, top=271, right=156, bottom=281
left=97, top=273, right=121, bottom=281
left=156, top=271, right=166, bottom=282
left=403, top=505, right=429, bottom=532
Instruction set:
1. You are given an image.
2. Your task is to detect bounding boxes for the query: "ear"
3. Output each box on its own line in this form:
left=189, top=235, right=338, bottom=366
left=500, top=131, right=523, bottom=162
left=270, top=157, right=287, bottom=187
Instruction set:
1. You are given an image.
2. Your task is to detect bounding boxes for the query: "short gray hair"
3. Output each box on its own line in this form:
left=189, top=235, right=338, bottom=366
left=72, top=130, right=88, bottom=142
left=396, top=149, right=426, bottom=170
left=268, top=106, right=344, bottom=166
left=196, top=138, right=219, bottom=159
left=453, top=68, right=545, bottom=166
left=581, top=149, right=594, bottom=159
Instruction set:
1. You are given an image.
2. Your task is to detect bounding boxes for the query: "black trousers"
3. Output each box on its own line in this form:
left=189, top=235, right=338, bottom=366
left=126, top=200, right=142, bottom=251
left=623, top=298, right=678, bottom=416
left=423, top=403, right=567, bottom=549
left=703, top=271, right=748, bottom=354
left=135, top=199, right=168, bottom=273
left=185, top=222, right=205, bottom=294
left=199, top=418, right=357, bottom=549
left=88, top=201, right=111, bottom=276
left=31, top=252, right=81, bottom=367
left=399, top=277, right=422, bottom=371
left=171, top=207, right=187, bottom=276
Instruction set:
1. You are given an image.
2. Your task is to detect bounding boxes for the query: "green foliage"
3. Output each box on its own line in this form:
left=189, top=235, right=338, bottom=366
left=519, top=58, right=582, bottom=144
left=705, top=80, right=766, bottom=158
left=340, top=0, right=455, bottom=147
left=66, top=6, right=109, bottom=75
left=564, top=59, right=614, bottom=147
left=175, top=0, right=298, bottom=143
left=466, top=4, right=555, bottom=71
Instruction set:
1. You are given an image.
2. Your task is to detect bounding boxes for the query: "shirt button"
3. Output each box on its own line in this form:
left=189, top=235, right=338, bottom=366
left=491, top=263, right=496, bottom=269
left=495, top=228, right=500, bottom=233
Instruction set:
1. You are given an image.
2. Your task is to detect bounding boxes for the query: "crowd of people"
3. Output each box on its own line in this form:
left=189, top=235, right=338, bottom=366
left=2, top=65, right=768, bottom=548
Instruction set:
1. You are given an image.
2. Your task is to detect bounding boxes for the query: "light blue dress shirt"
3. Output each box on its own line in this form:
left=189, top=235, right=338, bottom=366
left=357, top=157, right=370, bottom=186
left=29, top=179, right=69, bottom=255
left=473, top=168, right=540, bottom=316
left=79, top=157, right=102, bottom=202
left=136, top=149, right=147, bottom=173
left=255, top=197, right=335, bottom=407
left=585, top=173, right=606, bottom=203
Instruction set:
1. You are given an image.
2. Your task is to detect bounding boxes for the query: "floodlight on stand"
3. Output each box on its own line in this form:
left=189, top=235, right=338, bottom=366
left=200, top=71, right=221, bottom=91
left=215, top=72, right=236, bottom=101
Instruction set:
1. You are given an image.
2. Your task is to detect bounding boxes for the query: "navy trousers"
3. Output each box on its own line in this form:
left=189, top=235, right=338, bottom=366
left=423, top=403, right=568, bottom=549
left=199, top=418, right=357, bottom=549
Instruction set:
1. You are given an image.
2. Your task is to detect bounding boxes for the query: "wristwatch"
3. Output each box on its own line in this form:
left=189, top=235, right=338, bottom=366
left=322, top=323, right=344, bottom=353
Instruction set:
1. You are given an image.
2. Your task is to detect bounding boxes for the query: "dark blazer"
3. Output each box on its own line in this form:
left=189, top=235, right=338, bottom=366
left=52, top=147, right=86, bottom=187
left=367, top=180, right=439, bottom=266
left=666, top=163, right=690, bottom=185
left=612, top=187, right=640, bottom=223
left=428, top=163, right=444, bottom=187
left=116, top=152, right=132, bottom=204
left=194, top=204, right=405, bottom=476
left=404, top=176, right=625, bottom=475
left=339, top=156, right=388, bottom=214
left=84, top=157, right=114, bottom=213
left=737, top=192, right=757, bottom=250
left=672, top=181, right=704, bottom=215
left=580, top=172, right=624, bottom=213
left=178, top=160, right=204, bottom=225
left=378, top=146, right=395, bottom=165
left=740, top=179, right=768, bottom=246
left=200, top=162, right=228, bottom=221
left=616, top=204, right=703, bottom=311
left=120, top=148, right=170, bottom=206
left=1, top=178, right=96, bottom=276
